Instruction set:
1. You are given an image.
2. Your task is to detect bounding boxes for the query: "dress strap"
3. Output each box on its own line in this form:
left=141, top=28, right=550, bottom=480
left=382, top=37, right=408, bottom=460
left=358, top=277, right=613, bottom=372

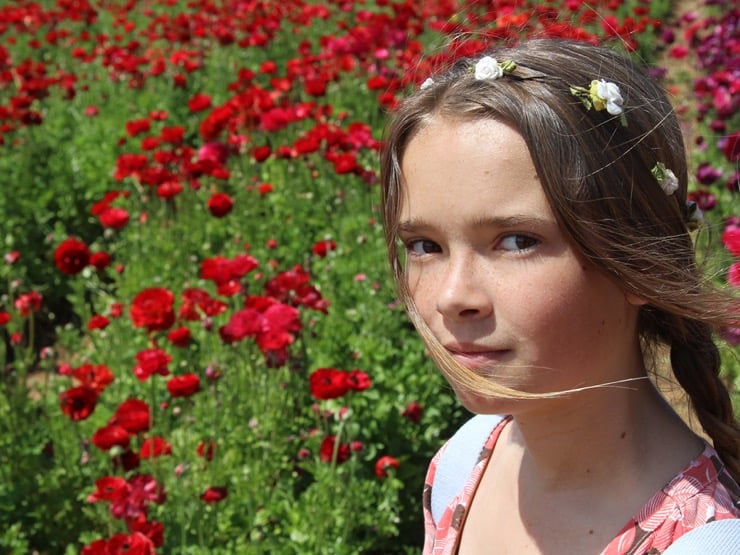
left=431, top=414, right=505, bottom=525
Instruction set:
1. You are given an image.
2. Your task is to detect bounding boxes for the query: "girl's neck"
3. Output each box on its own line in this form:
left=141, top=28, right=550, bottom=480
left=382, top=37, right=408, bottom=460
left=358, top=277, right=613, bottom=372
left=506, top=381, right=703, bottom=492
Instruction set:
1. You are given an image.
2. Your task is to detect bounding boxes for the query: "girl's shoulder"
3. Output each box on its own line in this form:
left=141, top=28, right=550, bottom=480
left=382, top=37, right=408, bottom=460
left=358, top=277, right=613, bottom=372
left=605, top=442, right=740, bottom=554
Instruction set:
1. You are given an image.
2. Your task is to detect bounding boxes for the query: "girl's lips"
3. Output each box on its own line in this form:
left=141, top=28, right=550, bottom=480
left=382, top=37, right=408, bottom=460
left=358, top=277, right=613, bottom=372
left=447, top=349, right=511, bottom=370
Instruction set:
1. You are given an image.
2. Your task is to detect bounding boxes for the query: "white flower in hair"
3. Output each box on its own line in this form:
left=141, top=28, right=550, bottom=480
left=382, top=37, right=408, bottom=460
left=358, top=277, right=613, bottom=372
left=420, top=77, right=434, bottom=90
left=474, top=56, right=504, bottom=80
left=651, top=162, right=679, bottom=195
left=590, top=79, right=624, bottom=116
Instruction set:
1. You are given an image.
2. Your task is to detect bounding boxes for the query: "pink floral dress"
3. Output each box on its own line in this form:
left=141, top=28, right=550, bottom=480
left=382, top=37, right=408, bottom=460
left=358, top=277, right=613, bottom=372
left=423, top=417, right=740, bottom=554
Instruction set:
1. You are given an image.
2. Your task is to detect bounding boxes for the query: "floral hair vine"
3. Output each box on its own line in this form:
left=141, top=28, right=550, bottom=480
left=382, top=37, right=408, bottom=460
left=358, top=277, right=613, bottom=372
left=651, top=162, right=679, bottom=196
left=473, top=56, right=517, bottom=80
left=570, top=79, right=627, bottom=127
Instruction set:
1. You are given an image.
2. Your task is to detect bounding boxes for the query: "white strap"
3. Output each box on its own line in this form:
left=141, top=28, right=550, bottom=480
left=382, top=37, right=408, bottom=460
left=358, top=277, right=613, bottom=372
left=431, top=414, right=504, bottom=525
left=662, top=519, right=740, bottom=554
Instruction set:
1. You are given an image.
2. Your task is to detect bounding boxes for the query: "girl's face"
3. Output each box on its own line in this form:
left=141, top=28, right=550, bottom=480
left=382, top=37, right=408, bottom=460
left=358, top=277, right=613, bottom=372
left=398, top=117, right=645, bottom=414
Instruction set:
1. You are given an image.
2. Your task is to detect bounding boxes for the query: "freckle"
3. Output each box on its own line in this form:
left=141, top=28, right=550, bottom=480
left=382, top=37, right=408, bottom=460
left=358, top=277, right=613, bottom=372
left=621, top=432, right=626, bottom=439
left=585, top=468, right=591, bottom=474
left=589, top=530, right=594, bottom=535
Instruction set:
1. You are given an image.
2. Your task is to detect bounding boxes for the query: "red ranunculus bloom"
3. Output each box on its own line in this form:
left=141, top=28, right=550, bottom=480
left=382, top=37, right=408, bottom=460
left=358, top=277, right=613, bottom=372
left=319, top=435, right=350, bottom=464
left=59, top=385, right=98, bottom=421
left=375, top=455, right=401, bottom=478
left=89, top=251, right=111, bottom=270
left=166, top=373, right=200, bottom=397
left=98, top=206, right=130, bottom=229
left=309, top=368, right=350, bottom=400
left=106, top=532, right=155, bottom=555
left=0, top=312, right=10, bottom=326
left=207, top=192, right=234, bottom=217
left=188, top=92, right=212, bottom=112
left=54, top=237, right=90, bottom=275
left=401, top=401, right=423, bottom=423
left=133, top=348, right=172, bottom=381
left=723, top=227, right=740, bottom=256
left=311, top=239, right=337, bottom=257
left=197, top=439, right=216, bottom=461
left=14, top=291, right=42, bottom=316
left=167, top=326, right=191, bottom=347
left=200, top=486, right=228, bottom=503
left=347, top=369, right=371, bottom=392
left=108, top=399, right=151, bottom=434
left=72, top=363, right=114, bottom=393
left=140, top=436, right=172, bottom=458
left=130, top=287, right=175, bottom=332
left=87, top=314, right=110, bottom=331
left=92, top=423, right=131, bottom=450
left=218, top=308, right=264, bottom=343
left=88, top=476, right=129, bottom=503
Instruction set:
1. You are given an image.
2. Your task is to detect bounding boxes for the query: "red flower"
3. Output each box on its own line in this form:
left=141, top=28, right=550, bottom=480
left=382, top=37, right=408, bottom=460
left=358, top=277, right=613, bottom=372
left=130, top=287, right=175, bottom=332
left=54, top=237, right=90, bottom=275
left=219, top=308, right=264, bottom=343
left=167, top=326, right=191, bottom=347
left=92, top=423, right=131, bottom=450
left=88, top=476, right=129, bottom=503
left=723, top=227, right=740, bottom=256
left=253, top=145, right=271, bottom=162
left=207, top=192, right=234, bottom=217
left=197, top=439, right=216, bottom=461
left=312, top=239, right=337, bottom=257
left=401, top=401, right=423, bottom=423
left=0, top=312, right=10, bottom=326
left=106, top=532, right=155, bottom=555
left=166, top=373, right=200, bottom=397
left=309, top=368, right=350, bottom=400
left=98, top=206, right=130, bottom=229
left=140, top=436, right=172, bottom=458
left=319, top=435, right=350, bottom=464
left=347, top=369, right=371, bottom=392
left=125, top=118, right=151, bottom=137
left=87, top=314, right=110, bottom=331
left=375, top=455, right=400, bottom=478
left=110, top=399, right=151, bottom=434
left=200, top=486, right=228, bottom=503
left=188, top=93, right=212, bottom=112
left=89, top=251, right=111, bottom=271
left=59, top=385, right=98, bottom=421
left=14, top=291, right=42, bottom=316
left=72, top=363, right=115, bottom=393
left=133, top=348, right=172, bottom=381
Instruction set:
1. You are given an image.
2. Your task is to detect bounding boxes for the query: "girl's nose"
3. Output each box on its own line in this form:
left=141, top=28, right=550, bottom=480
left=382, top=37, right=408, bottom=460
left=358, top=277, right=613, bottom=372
left=435, top=255, right=493, bottom=321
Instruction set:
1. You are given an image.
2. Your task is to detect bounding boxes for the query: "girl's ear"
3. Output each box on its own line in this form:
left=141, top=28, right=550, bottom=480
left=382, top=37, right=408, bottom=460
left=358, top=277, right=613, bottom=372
left=626, top=292, right=648, bottom=307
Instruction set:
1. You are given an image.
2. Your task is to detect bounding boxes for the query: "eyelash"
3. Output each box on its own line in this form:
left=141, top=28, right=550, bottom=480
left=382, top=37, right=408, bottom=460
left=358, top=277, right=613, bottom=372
left=403, top=234, right=539, bottom=256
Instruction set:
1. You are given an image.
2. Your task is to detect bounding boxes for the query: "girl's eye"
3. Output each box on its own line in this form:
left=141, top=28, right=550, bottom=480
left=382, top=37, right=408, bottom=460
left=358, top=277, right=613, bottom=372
left=499, top=234, right=538, bottom=252
left=406, top=239, right=442, bottom=255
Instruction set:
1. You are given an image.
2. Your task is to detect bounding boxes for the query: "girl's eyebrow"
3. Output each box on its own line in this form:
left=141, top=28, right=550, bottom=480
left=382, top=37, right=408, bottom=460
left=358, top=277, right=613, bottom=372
left=397, top=215, right=554, bottom=234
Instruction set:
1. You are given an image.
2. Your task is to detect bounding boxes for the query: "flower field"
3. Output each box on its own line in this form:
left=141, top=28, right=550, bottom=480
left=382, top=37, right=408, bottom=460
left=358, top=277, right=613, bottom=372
left=0, top=0, right=737, bottom=553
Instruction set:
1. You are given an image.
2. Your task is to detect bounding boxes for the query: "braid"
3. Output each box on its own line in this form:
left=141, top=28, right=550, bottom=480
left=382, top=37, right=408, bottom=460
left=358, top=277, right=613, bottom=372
left=669, top=322, right=740, bottom=483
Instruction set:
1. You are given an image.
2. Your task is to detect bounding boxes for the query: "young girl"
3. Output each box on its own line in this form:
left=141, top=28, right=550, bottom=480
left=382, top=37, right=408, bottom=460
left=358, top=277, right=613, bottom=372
left=380, top=39, right=740, bottom=554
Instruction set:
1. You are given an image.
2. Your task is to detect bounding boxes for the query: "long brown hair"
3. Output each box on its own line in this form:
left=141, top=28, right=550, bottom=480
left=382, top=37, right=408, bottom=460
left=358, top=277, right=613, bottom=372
left=380, top=39, right=740, bottom=480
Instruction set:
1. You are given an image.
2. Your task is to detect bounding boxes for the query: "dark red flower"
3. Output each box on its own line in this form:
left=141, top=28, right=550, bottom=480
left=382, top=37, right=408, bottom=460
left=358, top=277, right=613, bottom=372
left=88, top=476, right=129, bottom=503
left=319, top=435, right=350, bottom=464
left=87, top=314, right=110, bottom=331
left=14, top=291, right=42, bottom=316
left=125, top=118, right=151, bottom=137
left=130, top=287, right=175, bottom=332
left=0, top=312, right=10, bottom=326
left=98, top=206, right=130, bottom=229
left=129, top=519, right=164, bottom=548
left=54, top=237, right=90, bottom=275
left=219, top=308, right=264, bottom=343
left=166, top=373, right=200, bottom=397
left=188, top=93, right=212, bottom=112
left=312, top=239, right=337, bottom=257
left=207, top=192, right=234, bottom=217
left=401, top=401, right=423, bottom=423
left=90, top=251, right=112, bottom=270
left=197, top=439, right=216, bottom=461
left=59, top=385, right=98, bottom=421
left=72, top=363, right=115, bottom=393
left=200, top=486, right=228, bottom=503
left=375, top=455, right=400, bottom=478
left=92, top=423, right=131, bottom=450
left=347, top=369, right=371, bottom=392
left=309, top=368, right=350, bottom=400
left=110, top=399, right=151, bottom=434
left=140, top=436, right=172, bottom=458
left=106, top=532, right=155, bottom=555
left=133, top=348, right=171, bottom=381
left=167, top=326, right=191, bottom=347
